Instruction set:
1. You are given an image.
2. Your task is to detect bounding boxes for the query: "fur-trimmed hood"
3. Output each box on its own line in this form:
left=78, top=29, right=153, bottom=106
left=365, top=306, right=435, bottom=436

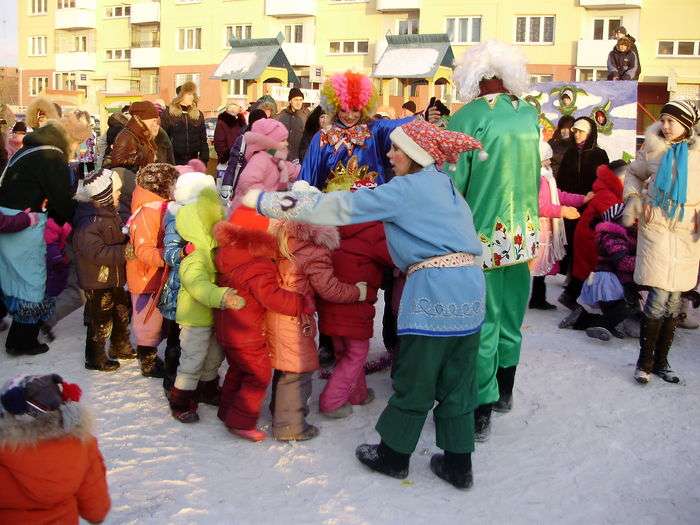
left=168, top=103, right=201, bottom=121
left=0, top=404, right=93, bottom=450
left=593, top=164, right=624, bottom=197
left=214, top=220, right=278, bottom=257
left=22, top=120, right=70, bottom=159
left=642, top=121, right=700, bottom=160
left=26, top=97, right=59, bottom=130
left=270, top=220, right=340, bottom=250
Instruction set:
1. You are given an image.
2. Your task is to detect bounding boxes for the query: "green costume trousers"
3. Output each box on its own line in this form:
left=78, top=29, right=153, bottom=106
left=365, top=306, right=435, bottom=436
left=375, top=333, right=480, bottom=455
left=477, top=263, right=531, bottom=406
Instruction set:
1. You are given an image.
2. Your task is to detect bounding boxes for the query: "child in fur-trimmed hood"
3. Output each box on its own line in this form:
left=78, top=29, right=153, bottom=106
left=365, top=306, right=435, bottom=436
left=0, top=373, right=111, bottom=524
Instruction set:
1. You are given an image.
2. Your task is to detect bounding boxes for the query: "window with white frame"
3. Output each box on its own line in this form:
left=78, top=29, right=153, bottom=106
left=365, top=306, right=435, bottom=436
left=105, top=5, right=132, bottom=18
left=529, top=74, right=554, bottom=83
left=515, top=16, right=555, bottom=44
left=57, top=0, right=76, bottom=8
left=228, top=79, right=247, bottom=97
left=30, top=77, right=49, bottom=96
left=105, top=48, right=131, bottom=61
left=593, top=18, right=622, bottom=40
left=53, top=72, right=78, bottom=90
left=398, top=19, right=419, bottom=36
left=178, top=28, right=202, bottom=50
left=576, top=68, right=609, bottom=82
left=225, top=24, right=252, bottom=46
left=74, top=35, right=88, bottom=52
left=328, top=40, right=369, bottom=55
left=29, top=36, right=48, bottom=56
left=657, top=40, right=700, bottom=57
left=284, top=24, right=303, bottom=44
left=175, top=73, right=200, bottom=92
left=30, top=0, right=48, bottom=15
left=446, top=17, right=481, bottom=44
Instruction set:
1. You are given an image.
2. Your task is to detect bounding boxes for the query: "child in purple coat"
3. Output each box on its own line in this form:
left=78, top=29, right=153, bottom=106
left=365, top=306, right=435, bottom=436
left=577, top=202, right=638, bottom=341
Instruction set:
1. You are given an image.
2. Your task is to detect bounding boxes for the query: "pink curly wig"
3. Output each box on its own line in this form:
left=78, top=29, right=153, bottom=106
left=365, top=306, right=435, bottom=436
left=320, top=71, right=378, bottom=118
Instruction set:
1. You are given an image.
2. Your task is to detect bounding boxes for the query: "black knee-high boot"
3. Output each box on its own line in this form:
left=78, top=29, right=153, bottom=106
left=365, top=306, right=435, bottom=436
left=6, top=321, right=49, bottom=356
left=652, top=316, right=681, bottom=383
left=493, top=366, right=516, bottom=413
left=529, top=276, right=555, bottom=310
left=474, top=404, right=493, bottom=442
left=84, top=291, right=119, bottom=371
left=634, top=315, right=663, bottom=384
left=430, top=451, right=473, bottom=490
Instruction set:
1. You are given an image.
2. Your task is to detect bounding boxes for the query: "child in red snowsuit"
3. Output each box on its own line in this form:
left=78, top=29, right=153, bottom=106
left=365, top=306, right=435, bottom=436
left=213, top=207, right=313, bottom=442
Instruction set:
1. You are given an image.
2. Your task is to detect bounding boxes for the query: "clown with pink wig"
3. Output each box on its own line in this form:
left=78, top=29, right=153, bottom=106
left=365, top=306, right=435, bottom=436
left=300, top=71, right=413, bottom=190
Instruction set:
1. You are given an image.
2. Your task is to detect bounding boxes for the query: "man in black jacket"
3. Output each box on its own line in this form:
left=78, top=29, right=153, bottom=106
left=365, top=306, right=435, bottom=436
left=160, top=81, right=209, bottom=166
left=276, top=88, right=308, bottom=162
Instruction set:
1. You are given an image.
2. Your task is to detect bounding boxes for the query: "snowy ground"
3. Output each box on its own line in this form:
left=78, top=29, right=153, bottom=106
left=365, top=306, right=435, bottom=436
left=1, top=276, right=699, bottom=525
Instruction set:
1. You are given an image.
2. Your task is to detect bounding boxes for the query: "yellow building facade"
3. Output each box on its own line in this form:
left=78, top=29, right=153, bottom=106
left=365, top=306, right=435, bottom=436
left=16, top=0, right=700, bottom=123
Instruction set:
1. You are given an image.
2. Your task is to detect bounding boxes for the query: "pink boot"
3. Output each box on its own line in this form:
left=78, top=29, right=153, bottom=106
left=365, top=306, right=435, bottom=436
left=229, top=427, right=266, bottom=442
left=320, top=337, right=369, bottom=413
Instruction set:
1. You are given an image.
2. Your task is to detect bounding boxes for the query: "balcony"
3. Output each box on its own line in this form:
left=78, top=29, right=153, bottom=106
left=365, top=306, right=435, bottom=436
left=282, top=43, right=315, bottom=66
left=130, top=2, right=160, bottom=24
left=579, top=0, right=642, bottom=8
left=55, top=52, right=97, bottom=72
left=576, top=39, right=615, bottom=68
left=376, top=0, right=420, bottom=11
left=265, top=0, right=316, bottom=17
left=55, top=4, right=96, bottom=30
left=130, top=47, right=161, bottom=68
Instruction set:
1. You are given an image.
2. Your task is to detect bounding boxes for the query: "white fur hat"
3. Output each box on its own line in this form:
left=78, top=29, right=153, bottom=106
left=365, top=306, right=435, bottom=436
left=173, top=172, right=216, bottom=206
left=539, top=141, right=553, bottom=162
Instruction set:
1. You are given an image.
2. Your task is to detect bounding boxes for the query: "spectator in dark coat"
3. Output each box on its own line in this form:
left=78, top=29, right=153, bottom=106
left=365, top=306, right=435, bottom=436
left=298, top=106, right=328, bottom=164
left=607, top=37, right=639, bottom=81
left=548, top=115, right=575, bottom=178
left=160, top=81, right=209, bottom=165
left=276, top=88, right=309, bottom=162
left=613, top=27, right=641, bottom=79
left=214, top=103, right=246, bottom=165
left=107, top=101, right=159, bottom=173
left=555, top=116, right=610, bottom=307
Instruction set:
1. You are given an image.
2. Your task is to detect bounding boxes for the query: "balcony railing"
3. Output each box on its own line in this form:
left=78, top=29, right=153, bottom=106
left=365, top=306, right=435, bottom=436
left=376, top=0, right=420, bottom=11
left=130, top=47, right=161, bottom=68
left=55, top=52, right=97, bottom=72
left=130, top=2, right=161, bottom=24
left=579, top=0, right=642, bottom=7
left=55, top=7, right=96, bottom=29
left=265, top=0, right=316, bottom=17
left=576, top=39, right=615, bottom=68
left=131, top=38, right=160, bottom=48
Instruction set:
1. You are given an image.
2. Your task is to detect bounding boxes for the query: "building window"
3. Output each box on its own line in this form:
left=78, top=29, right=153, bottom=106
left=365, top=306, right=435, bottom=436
left=30, top=0, right=48, bottom=15
left=446, top=17, right=481, bottom=44
left=657, top=40, right=700, bottom=57
left=53, top=72, right=78, bottom=90
left=593, top=18, right=622, bottom=40
left=74, top=35, right=87, bottom=52
left=105, top=48, right=131, bottom=61
left=225, top=24, right=252, bottom=45
left=178, top=28, right=202, bottom=50
left=399, top=19, right=419, bottom=36
left=576, top=68, right=609, bottom=82
left=132, top=24, right=160, bottom=48
left=105, top=4, right=131, bottom=17
left=529, top=74, right=554, bottom=84
left=284, top=24, right=303, bottom=44
left=328, top=40, right=369, bottom=55
left=29, top=36, right=48, bottom=56
left=515, top=16, right=555, bottom=44
left=29, top=76, right=49, bottom=96
left=175, top=73, right=200, bottom=92
left=57, top=0, right=76, bottom=8
left=228, top=79, right=247, bottom=97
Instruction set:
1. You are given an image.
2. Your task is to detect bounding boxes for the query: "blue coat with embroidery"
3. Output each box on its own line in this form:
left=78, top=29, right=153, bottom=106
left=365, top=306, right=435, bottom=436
left=299, top=117, right=413, bottom=189
left=158, top=210, right=185, bottom=321
left=258, top=165, right=486, bottom=337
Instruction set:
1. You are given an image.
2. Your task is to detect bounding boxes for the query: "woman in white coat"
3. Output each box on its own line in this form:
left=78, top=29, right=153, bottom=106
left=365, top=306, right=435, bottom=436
left=623, top=100, right=700, bottom=384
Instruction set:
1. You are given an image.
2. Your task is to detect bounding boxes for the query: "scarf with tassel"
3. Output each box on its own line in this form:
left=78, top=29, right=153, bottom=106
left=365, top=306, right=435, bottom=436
left=653, top=141, right=688, bottom=220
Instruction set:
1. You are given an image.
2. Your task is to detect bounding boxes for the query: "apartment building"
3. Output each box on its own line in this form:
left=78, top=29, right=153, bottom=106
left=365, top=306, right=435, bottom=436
left=17, top=0, right=700, bottom=122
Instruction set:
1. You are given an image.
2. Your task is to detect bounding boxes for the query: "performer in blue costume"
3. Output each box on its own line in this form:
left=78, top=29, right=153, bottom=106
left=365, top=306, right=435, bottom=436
left=300, top=71, right=416, bottom=190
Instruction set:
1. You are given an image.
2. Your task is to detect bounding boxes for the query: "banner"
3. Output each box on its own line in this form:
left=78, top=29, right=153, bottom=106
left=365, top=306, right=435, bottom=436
left=526, top=80, right=638, bottom=161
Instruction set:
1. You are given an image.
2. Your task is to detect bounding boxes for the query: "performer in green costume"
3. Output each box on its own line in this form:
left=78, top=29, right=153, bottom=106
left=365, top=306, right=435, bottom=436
left=447, top=40, right=541, bottom=440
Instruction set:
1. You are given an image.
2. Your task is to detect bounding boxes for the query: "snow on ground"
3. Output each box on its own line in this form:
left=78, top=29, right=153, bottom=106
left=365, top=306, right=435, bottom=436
left=1, top=276, right=699, bottom=524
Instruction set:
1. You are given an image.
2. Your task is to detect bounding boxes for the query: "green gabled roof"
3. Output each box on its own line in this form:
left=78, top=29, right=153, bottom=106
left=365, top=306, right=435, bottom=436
left=372, top=33, right=455, bottom=79
left=212, top=33, right=299, bottom=84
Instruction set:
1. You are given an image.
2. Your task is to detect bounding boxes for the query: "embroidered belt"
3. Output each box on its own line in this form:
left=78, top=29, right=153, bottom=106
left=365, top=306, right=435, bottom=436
left=407, top=252, right=476, bottom=276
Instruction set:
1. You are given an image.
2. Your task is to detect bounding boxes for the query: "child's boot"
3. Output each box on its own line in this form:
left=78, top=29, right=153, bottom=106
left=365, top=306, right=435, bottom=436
left=169, top=388, right=199, bottom=423
left=635, top=315, right=663, bottom=384
left=652, top=316, right=681, bottom=384
left=474, top=404, right=492, bottom=442
left=493, top=366, right=516, bottom=413
left=356, top=441, right=409, bottom=479
left=137, top=345, right=166, bottom=378
left=196, top=378, right=221, bottom=406
left=229, top=427, right=267, bottom=442
left=430, top=452, right=473, bottom=490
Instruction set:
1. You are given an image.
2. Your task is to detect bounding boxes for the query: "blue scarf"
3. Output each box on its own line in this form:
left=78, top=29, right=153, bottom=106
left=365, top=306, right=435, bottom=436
left=653, top=141, right=688, bottom=220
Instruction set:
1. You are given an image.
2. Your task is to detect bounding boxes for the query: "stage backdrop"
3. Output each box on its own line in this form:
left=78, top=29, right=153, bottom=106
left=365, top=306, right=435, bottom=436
left=526, top=80, right=638, bottom=162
